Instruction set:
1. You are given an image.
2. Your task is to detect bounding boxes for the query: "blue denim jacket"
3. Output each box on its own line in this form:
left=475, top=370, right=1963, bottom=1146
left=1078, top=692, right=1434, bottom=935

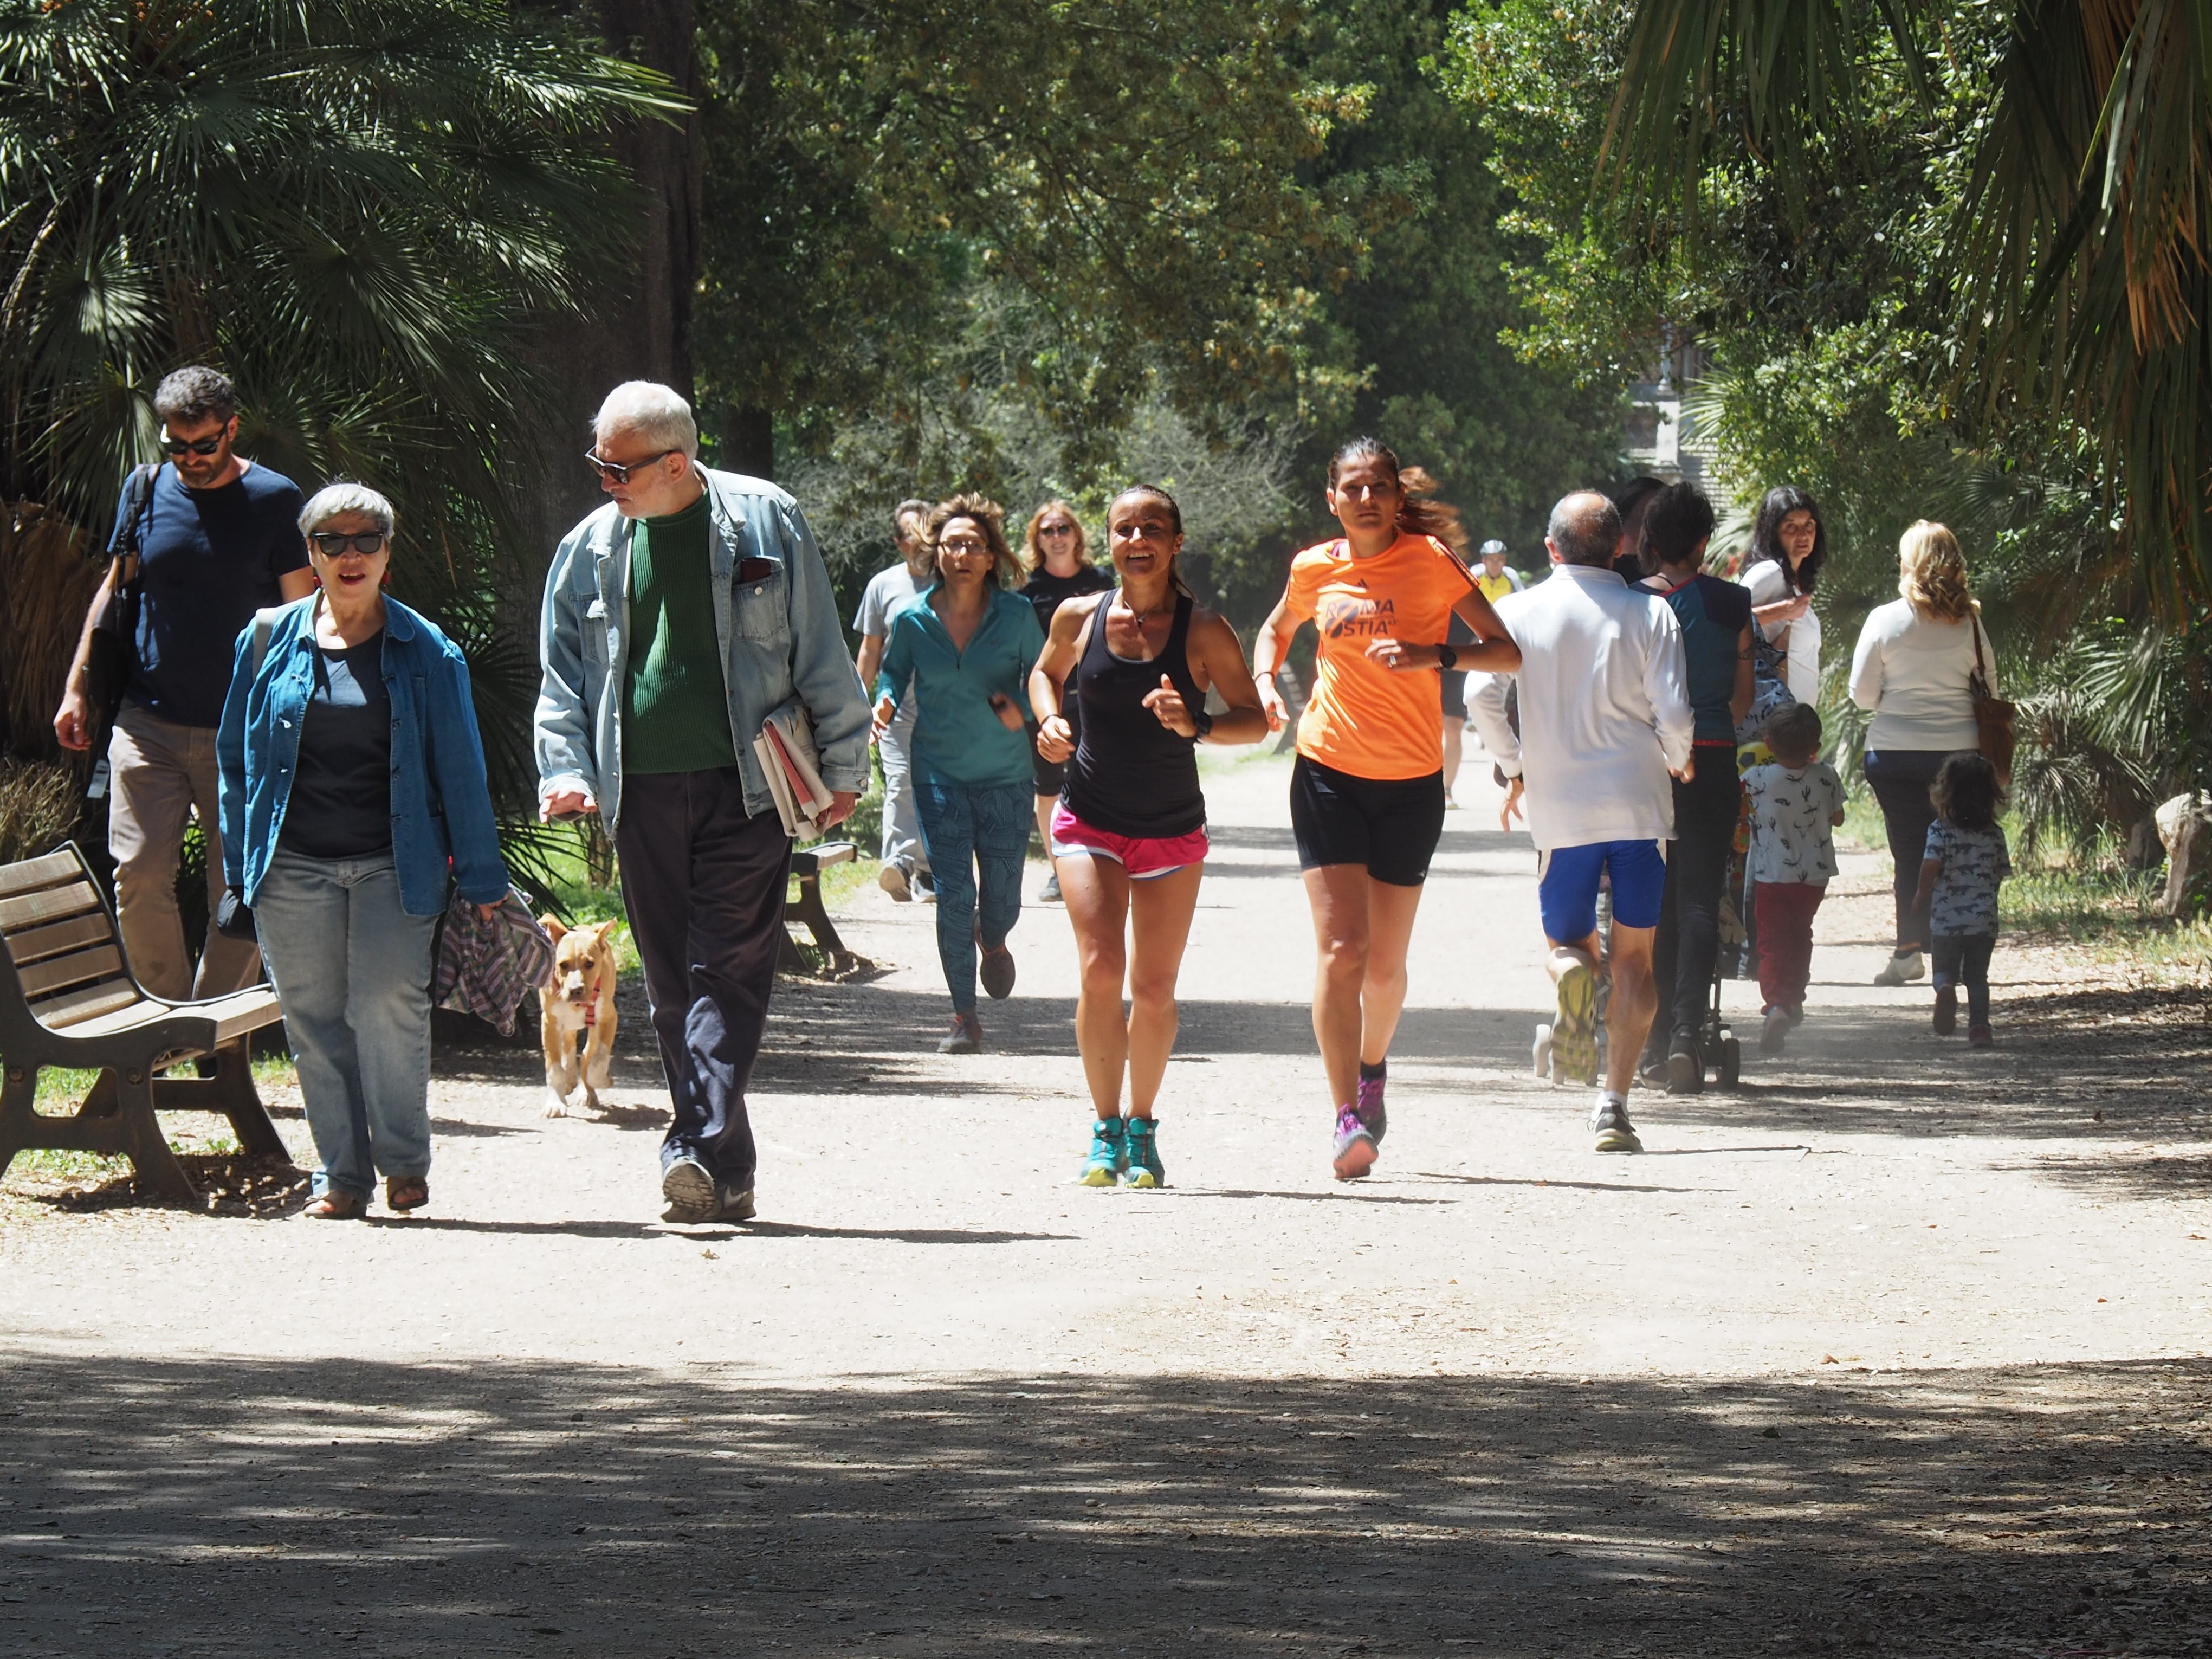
left=217, top=596, right=510, bottom=915
left=533, top=466, right=870, bottom=830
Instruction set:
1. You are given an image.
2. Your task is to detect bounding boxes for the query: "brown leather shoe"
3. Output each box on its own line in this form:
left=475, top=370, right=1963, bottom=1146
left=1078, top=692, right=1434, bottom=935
left=385, top=1176, right=429, bottom=1213
left=303, top=1190, right=366, bottom=1220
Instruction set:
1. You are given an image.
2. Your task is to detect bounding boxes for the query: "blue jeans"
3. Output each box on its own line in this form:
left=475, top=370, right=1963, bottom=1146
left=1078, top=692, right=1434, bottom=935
left=254, top=851, right=439, bottom=1200
left=914, top=776, right=1029, bottom=1012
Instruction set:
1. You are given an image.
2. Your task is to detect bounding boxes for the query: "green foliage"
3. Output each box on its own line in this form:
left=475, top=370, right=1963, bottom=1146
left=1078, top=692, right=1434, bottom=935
left=1287, top=0, right=1624, bottom=568
left=0, top=0, right=676, bottom=856
left=1590, top=0, right=2212, bottom=612
left=693, top=0, right=1622, bottom=623
left=1451, top=0, right=2212, bottom=858
left=0, top=0, right=677, bottom=541
left=694, top=0, right=1364, bottom=475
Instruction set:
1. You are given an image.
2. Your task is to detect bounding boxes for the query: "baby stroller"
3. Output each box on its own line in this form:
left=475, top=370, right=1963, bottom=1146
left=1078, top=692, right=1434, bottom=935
left=1678, top=738, right=1775, bottom=1091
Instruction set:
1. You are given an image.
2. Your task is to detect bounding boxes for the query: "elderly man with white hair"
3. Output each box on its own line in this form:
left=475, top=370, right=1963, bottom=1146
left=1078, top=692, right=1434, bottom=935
left=1469, top=489, right=1693, bottom=1156
left=536, top=382, right=870, bottom=1224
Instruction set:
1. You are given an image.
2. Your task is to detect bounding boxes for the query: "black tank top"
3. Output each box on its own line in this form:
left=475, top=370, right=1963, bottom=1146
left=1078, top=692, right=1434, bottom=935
left=1063, top=593, right=1207, bottom=839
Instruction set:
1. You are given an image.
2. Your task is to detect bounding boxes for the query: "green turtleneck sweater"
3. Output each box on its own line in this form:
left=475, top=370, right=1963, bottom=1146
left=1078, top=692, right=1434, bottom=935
left=621, top=493, right=738, bottom=775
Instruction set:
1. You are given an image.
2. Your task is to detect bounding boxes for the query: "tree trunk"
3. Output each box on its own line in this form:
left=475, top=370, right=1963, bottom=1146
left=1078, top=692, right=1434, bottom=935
left=509, top=1, right=704, bottom=577
left=724, top=405, right=775, bottom=480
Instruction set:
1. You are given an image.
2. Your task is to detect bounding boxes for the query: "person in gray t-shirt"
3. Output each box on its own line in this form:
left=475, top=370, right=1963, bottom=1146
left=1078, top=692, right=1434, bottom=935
left=854, top=500, right=936, bottom=899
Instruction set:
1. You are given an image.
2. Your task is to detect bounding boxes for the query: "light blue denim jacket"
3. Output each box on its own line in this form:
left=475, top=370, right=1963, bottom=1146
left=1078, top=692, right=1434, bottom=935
left=217, top=596, right=509, bottom=915
left=534, top=466, right=870, bottom=830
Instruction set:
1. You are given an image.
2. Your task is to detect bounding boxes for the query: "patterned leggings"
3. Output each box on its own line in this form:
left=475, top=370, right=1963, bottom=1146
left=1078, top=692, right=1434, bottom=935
left=914, top=776, right=1031, bottom=1012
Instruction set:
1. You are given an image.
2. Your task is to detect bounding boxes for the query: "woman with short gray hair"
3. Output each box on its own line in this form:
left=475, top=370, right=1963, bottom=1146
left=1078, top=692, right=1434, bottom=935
left=217, top=483, right=509, bottom=1218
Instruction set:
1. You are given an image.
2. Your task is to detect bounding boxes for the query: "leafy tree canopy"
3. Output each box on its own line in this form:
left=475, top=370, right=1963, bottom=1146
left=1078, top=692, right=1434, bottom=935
left=693, top=0, right=1624, bottom=617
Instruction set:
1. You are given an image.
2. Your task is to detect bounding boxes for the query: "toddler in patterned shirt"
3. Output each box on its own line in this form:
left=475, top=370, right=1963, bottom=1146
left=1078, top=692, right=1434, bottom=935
left=1741, top=705, right=1846, bottom=1055
left=1912, top=752, right=2012, bottom=1048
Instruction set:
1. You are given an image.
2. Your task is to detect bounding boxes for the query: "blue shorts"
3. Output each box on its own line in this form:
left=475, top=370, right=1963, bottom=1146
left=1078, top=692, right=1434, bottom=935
left=1537, top=839, right=1667, bottom=943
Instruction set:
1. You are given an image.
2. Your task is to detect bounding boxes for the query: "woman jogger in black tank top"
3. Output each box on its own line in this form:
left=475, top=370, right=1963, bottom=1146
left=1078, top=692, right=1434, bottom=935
left=1030, top=486, right=1269, bottom=1187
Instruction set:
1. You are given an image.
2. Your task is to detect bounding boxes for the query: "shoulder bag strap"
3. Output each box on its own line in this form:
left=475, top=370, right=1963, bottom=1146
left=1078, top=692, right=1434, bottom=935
left=113, top=462, right=159, bottom=584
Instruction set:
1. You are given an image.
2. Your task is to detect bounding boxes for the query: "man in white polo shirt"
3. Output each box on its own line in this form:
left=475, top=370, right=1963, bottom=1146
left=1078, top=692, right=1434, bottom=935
left=1469, top=490, right=1693, bottom=1152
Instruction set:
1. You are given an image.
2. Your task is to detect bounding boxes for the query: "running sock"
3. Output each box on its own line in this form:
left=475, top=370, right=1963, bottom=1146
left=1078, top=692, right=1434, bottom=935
left=1357, top=1059, right=1386, bottom=1082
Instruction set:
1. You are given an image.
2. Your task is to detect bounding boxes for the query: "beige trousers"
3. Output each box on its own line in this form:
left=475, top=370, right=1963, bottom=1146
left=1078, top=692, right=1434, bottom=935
left=107, top=702, right=263, bottom=1002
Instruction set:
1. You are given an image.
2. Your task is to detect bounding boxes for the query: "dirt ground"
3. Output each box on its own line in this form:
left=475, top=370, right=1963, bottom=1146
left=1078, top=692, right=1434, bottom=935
left=3, top=753, right=2208, bottom=1656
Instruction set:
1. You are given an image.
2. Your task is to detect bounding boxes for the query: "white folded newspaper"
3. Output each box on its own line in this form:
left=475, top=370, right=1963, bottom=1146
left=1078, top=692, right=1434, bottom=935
left=754, top=701, right=835, bottom=837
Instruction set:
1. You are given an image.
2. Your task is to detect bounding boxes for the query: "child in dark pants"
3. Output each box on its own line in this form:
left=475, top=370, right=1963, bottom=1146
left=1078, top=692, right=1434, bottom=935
left=1741, top=705, right=1847, bottom=1054
left=1913, top=753, right=2011, bottom=1047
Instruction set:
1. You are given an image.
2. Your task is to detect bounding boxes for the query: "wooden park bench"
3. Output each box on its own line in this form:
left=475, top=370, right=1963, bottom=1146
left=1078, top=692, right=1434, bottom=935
left=0, top=845, right=288, bottom=1203
left=781, top=840, right=856, bottom=973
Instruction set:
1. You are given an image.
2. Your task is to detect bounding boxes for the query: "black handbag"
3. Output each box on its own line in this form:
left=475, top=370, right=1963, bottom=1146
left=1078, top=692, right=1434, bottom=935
left=83, top=462, right=159, bottom=738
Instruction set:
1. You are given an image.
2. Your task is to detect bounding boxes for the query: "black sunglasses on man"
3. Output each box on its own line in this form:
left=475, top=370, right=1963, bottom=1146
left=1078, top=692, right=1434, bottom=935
left=584, top=448, right=681, bottom=485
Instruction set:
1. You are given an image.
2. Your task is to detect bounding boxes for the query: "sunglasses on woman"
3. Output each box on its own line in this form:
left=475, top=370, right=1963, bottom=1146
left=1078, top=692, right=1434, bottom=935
left=309, top=531, right=389, bottom=556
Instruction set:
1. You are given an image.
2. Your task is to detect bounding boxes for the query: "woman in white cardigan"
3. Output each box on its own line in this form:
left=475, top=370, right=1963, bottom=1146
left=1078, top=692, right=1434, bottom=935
left=1740, top=486, right=1827, bottom=709
left=1849, top=521, right=1998, bottom=986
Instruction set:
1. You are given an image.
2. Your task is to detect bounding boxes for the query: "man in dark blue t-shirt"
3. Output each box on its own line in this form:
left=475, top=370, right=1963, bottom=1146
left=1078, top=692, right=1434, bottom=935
left=55, top=365, right=315, bottom=1000
left=1634, top=481, right=1755, bottom=1094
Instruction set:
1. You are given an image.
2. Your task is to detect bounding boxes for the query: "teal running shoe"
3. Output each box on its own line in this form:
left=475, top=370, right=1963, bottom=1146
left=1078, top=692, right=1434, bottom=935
left=1124, top=1116, right=1166, bottom=1188
left=1079, top=1118, right=1127, bottom=1186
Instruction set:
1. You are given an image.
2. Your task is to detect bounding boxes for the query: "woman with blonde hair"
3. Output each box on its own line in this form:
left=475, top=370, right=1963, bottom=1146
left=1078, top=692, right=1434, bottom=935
left=1019, top=501, right=1112, bottom=901
left=873, top=495, right=1046, bottom=1054
left=1848, top=520, right=1999, bottom=987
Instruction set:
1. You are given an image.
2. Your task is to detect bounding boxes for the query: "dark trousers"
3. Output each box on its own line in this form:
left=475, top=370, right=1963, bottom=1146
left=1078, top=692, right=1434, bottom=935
left=1931, top=932, right=1995, bottom=1027
left=1754, top=880, right=1826, bottom=1012
left=1863, top=748, right=1966, bottom=952
left=615, top=768, right=793, bottom=1189
left=1649, top=757, right=1742, bottom=1048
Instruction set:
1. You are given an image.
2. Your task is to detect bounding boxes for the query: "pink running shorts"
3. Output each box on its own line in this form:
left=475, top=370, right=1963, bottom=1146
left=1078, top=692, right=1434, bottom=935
left=1049, top=802, right=1209, bottom=880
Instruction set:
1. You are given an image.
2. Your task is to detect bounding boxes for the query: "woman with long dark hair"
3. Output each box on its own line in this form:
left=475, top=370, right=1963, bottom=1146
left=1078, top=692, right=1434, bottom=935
left=1739, top=486, right=1828, bottom=713
left=1252, top=440, right=1521, bottom=1180
left=1029, top=485, right=1269, bottom=1187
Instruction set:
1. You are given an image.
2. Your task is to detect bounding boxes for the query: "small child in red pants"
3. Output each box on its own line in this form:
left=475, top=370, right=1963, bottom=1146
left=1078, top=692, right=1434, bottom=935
left=1741, top=705, right=1846, bottom=1056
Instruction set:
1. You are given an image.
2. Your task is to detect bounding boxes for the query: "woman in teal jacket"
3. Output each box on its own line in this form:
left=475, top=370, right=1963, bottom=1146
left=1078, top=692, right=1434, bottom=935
left=217, top=483, right=507, bottom=1218
left=872, top=495, right=1045, bottom=1054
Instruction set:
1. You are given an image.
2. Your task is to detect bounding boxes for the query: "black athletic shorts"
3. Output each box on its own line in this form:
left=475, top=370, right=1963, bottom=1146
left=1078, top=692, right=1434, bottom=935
left=1440, top=672, right=1467, bottom=718
left=1289, top=754, right=1447, bottom=887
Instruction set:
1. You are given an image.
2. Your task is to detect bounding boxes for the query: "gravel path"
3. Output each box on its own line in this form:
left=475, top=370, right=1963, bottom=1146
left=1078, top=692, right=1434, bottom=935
left=4, top=751, right=2208, bottom=1654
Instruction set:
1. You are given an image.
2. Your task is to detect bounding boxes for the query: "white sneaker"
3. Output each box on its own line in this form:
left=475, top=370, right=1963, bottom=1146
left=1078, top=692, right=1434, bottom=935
left=1872, top=950, right=1926, bottom=986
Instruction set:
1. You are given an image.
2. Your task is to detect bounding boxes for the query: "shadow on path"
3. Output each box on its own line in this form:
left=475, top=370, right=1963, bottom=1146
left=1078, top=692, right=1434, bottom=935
left=1, top=1351, right=2205, bottom=1656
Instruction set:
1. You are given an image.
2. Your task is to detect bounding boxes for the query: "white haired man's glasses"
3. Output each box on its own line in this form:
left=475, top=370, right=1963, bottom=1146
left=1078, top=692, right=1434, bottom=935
left=585, top=448, right=681, bottom=484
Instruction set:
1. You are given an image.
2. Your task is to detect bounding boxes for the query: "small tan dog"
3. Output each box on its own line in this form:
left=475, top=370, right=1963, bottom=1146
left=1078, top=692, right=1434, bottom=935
left=540, top=917, right=620, bottom=1116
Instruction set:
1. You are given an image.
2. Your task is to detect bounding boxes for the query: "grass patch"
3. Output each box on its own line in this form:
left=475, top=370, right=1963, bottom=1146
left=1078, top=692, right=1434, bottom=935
left=1998, top=864, right=2212, bottom=976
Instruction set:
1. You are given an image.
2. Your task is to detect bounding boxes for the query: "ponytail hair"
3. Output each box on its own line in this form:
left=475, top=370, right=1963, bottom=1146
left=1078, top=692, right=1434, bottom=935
left=1328, top=438, right=1468, bottom=556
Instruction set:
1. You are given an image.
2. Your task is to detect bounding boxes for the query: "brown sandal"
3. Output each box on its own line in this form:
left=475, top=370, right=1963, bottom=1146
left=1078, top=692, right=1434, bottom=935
left=303, top=1190, right=366, bottom=1220
left=385, top=1176, right=429, bottom=1213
